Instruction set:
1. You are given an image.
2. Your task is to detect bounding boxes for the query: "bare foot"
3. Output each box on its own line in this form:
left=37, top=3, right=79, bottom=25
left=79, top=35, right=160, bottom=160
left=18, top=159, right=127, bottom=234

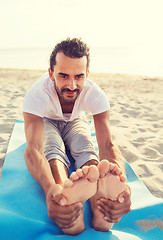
left=61, top=165, right=99, bottom=235
left=90, top=160, right=126, bottom=232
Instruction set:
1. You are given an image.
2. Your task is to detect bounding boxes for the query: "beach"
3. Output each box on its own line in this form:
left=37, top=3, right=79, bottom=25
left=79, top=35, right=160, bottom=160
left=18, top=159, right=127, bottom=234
left=0, top=68, right=163, bottom=199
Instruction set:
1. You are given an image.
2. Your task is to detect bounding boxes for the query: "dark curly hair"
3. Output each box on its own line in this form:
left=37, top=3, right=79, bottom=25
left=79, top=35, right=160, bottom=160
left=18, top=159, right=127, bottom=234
left=49, top=38, right=90, bottom=71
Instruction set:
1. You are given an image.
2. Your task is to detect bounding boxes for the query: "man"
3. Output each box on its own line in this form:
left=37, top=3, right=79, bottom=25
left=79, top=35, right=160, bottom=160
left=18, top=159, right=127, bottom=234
left=23, top=38, right=131, bottom=235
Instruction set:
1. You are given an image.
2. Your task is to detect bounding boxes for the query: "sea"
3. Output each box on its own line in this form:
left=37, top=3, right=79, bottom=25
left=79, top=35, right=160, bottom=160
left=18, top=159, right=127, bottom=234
left=0, top=45, right=163, bottom=76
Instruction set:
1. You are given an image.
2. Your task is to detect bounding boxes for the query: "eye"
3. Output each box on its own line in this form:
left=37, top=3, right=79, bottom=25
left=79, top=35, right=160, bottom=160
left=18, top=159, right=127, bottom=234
left=75, top=75, right=84, bottom=80
left=60, top=75, right=68, bottom=79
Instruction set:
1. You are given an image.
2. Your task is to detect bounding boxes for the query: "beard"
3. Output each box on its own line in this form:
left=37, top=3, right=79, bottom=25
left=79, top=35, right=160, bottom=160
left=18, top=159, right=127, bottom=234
left=54, top=82, right=81, bottom=103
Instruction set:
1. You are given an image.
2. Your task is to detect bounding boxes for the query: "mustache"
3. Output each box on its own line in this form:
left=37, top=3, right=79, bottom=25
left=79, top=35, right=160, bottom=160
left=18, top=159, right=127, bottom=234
left=61, top=88, right=80, bottom=94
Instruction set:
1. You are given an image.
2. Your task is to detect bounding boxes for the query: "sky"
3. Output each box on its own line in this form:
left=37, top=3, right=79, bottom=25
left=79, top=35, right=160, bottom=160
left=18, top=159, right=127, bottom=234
left=0, top=0, right=163, bottom=49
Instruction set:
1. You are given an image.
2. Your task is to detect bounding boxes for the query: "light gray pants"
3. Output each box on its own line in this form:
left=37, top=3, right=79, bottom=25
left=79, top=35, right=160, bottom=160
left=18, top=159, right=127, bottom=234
left=43, top=117, right=99, bottom=169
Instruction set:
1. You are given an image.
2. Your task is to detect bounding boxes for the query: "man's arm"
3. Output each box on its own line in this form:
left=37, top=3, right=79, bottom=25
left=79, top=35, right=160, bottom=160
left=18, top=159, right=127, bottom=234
left=23, top=112, right=82, bottom=229
left=23, top=112, right=54, bottom=194
left=93, top=110, right=125, bottom=173
left=93, top=110, right=131, bottom=223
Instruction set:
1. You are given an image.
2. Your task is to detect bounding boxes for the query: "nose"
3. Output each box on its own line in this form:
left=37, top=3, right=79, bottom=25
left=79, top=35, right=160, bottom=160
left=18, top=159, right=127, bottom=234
left=68, top=78, right=77, bottom=90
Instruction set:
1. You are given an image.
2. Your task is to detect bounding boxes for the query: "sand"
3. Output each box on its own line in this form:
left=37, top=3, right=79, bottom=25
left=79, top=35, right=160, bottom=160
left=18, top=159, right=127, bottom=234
left=0, top=69, right=163, bottom=199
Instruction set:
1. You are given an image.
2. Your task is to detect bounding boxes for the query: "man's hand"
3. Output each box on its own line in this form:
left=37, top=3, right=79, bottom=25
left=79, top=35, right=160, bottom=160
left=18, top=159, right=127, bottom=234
left=46, top=184, right=83, bottom=229
left=97, top=184, right=131, bottom=223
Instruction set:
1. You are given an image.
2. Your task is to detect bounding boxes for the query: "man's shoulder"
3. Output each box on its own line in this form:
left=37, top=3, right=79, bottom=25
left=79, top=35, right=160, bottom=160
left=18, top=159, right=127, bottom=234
left=36, top=72, right=50, bottom=87
left=28, top=72, right=50, bottom=93
left=85, top=78, right=95, bottom=84
left=23, top=72, right=52, bottom=117
left=85, top=78, right=100, bottom=89
left=84, top=78, right=104, bottom=94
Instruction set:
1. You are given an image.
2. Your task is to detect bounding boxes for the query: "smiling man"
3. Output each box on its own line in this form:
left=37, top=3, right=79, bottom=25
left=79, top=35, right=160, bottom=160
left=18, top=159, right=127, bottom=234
left=23, top=38, right=131, bottom=235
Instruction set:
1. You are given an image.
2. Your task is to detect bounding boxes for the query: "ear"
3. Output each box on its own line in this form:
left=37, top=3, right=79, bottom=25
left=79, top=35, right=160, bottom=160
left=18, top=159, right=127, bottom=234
left=48, top=68, right=54, bottom=81
left=86, top=69, right=89, bottom=78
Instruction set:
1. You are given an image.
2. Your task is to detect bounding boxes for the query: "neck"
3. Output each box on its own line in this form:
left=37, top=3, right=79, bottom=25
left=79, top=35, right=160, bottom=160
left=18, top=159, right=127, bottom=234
left=58, top=95, right=75, bottom=113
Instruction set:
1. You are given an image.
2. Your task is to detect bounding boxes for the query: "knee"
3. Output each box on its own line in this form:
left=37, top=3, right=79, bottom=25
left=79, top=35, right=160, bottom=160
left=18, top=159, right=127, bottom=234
left=70, top=134, right=91, bottom=154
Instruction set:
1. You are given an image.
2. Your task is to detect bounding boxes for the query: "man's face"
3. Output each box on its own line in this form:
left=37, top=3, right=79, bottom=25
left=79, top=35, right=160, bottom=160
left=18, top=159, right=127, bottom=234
left=49, top=52, right=89, bottom=103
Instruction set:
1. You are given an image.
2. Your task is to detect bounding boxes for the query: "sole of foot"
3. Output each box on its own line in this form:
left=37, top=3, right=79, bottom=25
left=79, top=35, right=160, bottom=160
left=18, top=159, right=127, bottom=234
left=61, top=164, right=99, bottom=235
left=91, top=160, right=126, bottom=232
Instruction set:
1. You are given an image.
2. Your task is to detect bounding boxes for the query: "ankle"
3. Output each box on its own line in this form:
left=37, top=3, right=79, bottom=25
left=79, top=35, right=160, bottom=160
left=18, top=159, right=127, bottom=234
left=81, top=159, right=99, bottom=167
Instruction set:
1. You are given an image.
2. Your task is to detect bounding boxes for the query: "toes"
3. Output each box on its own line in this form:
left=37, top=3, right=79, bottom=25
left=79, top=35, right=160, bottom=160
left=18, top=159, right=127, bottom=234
left=108, top=162, right=115, bottom=171
left=70, top=171, right=80, bottom=181
left=120, top=174, right=127, bottom=182
left=82, top=166, right=89, bottom=175
left=98, top=160, right=110, bottom=177
left=76, top=168, right=84, bottom=178
left=63, top=179, right=73, bottom=188
left=108, top=163, right=121, bottom=175
left=70, top=168, right=88, bottom=182
left=87, top=165, right=99, bottom=182
left=99, top=160, right=123, bottom=178
left=70, top=165, right=98, bottom=182
left=70, top=168, right=84, bottom=181
left=69, top=164, right=99, bottom=185
left=110, top=164, right=122, bottom=176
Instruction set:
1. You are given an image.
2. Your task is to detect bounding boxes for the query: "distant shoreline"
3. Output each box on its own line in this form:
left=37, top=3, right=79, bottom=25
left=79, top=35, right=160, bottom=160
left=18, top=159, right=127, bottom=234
left=1, top=45, right=163, bottom=76
left=0, top=68, right=163, bottom=79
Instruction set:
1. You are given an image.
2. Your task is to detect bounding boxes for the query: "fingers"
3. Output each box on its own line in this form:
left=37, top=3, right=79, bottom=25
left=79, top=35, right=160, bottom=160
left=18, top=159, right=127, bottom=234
left=98, top=200, right=131, bottom=222
left=104, top=216, right=122, bottom=224
left=58, top=220, right=77, bottom=229
left=49, top=201, right=83, bottom=218
left=118, top=185, right=131, bottom=203
left=98, top=189, right=131, bottom=210
left=53, top=193, right=67, bottom=206
left=48, top=201, right=83, bottom=228
left=97, top=186, right=131, bottom=223
left=99, top=195, right=131, bottom=213
left=56, top=208, right=82, bottom=229
left=47, top=184, right=67, bottom=206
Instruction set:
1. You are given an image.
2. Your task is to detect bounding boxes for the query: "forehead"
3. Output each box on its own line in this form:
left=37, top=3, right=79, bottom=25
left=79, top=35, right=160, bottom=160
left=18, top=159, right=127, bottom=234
left=55, top=52, right=87, bottom=74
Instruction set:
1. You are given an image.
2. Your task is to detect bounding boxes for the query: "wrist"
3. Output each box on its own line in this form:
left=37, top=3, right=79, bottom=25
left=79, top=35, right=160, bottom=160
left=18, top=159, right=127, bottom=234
left=41, top=180, right=55, bottom=196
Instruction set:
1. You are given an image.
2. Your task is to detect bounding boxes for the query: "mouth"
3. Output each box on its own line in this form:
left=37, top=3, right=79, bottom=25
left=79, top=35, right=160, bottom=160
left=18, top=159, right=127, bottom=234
left=62, top=89, right=79, bottom=97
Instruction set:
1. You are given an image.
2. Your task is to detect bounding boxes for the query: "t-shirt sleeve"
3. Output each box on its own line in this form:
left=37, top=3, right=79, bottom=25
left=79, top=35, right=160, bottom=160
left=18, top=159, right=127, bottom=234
left=23, top=89, right=47, bottom=118
left=84, top=83, right=110, bottom=115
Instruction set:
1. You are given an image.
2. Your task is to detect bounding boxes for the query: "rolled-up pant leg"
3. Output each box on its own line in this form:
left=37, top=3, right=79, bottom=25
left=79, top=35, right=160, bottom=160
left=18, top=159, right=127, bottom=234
left=43, top=118, right=70, bottom=168
left=63, top=117, right=99, bottom=169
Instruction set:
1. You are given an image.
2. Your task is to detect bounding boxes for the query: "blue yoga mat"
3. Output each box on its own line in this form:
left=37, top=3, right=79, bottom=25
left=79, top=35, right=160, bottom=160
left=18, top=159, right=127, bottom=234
left=0, top=120, right=163, bottom=240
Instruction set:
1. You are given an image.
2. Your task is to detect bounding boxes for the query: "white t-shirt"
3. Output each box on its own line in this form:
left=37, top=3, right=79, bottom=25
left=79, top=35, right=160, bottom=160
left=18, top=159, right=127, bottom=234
left=23, top=72, right=110, bottom=121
